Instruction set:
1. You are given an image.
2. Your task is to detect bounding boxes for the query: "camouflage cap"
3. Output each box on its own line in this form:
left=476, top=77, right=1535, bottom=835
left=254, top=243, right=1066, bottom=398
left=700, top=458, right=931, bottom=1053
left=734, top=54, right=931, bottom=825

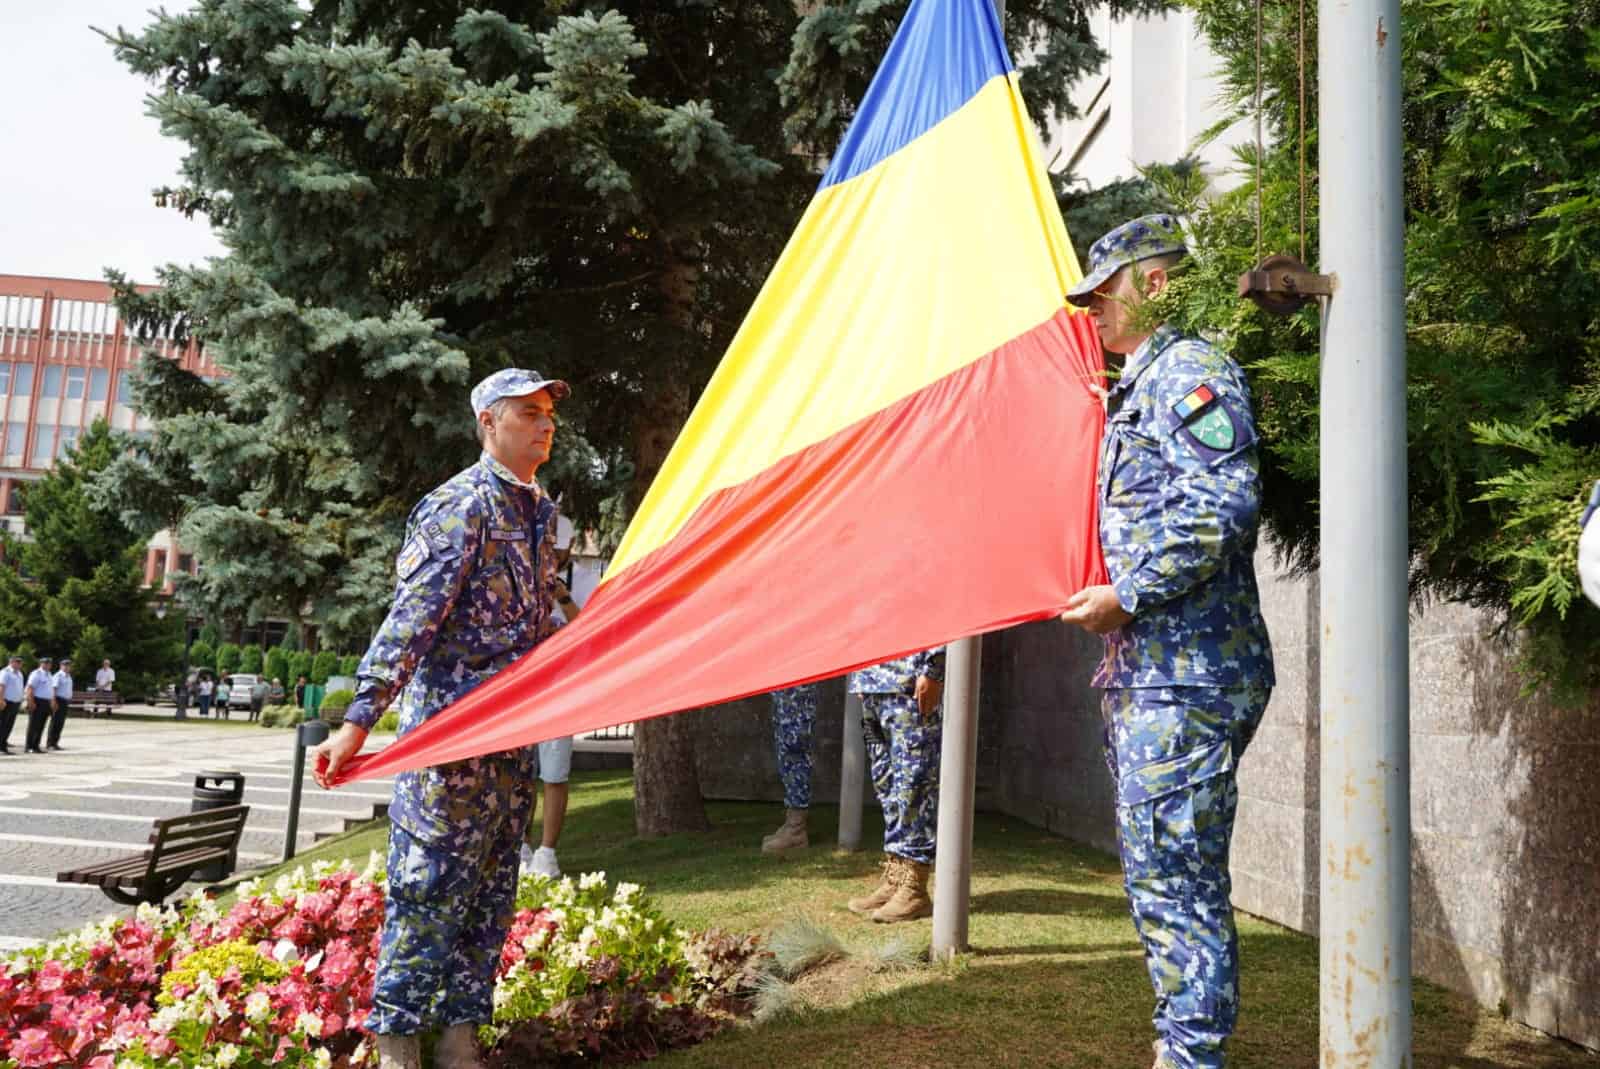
left=470, top=368, right=570, bottom=416
left=1065, top=213, right=1188, bottom=307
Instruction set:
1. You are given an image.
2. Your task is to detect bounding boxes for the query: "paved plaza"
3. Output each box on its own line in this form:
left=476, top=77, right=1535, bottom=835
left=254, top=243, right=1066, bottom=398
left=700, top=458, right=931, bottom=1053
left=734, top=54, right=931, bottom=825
left=0, top=711, right=396, bottom=950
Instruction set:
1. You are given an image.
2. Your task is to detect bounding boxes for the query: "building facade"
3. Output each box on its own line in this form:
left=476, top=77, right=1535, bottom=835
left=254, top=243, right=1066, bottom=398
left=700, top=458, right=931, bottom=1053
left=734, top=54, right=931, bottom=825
left=0, top=273, right=218, bottom=591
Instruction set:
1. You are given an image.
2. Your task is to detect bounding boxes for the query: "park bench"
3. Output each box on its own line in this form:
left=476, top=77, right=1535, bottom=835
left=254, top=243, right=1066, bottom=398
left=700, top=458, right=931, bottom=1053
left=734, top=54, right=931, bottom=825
left=67, top=689, right=122, bottom=718
left=56, top=804, right=251, bottom=906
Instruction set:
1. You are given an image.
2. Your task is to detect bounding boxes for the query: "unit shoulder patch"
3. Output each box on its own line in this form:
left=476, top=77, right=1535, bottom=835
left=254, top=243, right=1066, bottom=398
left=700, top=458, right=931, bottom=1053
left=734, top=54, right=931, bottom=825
left=396, top=537, right=430, bottom=581
left=1170, top=383, right=1236, bottom=452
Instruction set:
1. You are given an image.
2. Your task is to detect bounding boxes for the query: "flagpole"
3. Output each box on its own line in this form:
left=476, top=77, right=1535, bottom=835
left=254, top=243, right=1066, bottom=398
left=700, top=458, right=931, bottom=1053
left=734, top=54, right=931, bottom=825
left=930, top=0, right=1004, bottom=962
left=1318, top=0, right=1411, bottom=1056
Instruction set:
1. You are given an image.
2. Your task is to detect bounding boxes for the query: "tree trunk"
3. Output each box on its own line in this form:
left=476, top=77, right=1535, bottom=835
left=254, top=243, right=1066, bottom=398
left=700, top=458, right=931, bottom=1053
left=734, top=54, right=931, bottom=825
left=631, top=241, right=710, bottom=835
left=633, top=714, right=711, bottom=836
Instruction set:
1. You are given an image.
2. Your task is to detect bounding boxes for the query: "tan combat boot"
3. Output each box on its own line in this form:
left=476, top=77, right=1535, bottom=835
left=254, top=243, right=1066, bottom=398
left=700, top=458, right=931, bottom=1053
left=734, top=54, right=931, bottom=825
left=871, top=859, right=933, bottom=923
left=847, top=854, right=901, bottom=915
left=375, top=1034, right=421, bottom=1069
left=760, top=808, right=809, bottom=854
left=435, top=1023, right=487, bottom=1069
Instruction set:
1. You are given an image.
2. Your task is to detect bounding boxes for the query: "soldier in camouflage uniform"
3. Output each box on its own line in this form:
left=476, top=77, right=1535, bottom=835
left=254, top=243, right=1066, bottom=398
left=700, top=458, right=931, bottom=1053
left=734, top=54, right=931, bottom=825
left=761, top=682, right=819, bottom=853
left=843, top=650, right=945, bottom=923
left=1061, top=215, right=1275, bottom=1069
left=313, top=369, right=570, bottom=1069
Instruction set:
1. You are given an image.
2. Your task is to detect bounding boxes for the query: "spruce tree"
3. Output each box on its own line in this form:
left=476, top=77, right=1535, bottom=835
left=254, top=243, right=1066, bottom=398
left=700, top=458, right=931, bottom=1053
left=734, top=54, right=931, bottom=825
left=102, top=0, right=1172, bottom=832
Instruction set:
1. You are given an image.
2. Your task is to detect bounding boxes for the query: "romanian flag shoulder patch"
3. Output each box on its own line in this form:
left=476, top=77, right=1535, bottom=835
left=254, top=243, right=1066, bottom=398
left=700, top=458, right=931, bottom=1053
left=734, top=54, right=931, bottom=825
left=1172, top=383, right=1219, bottom=422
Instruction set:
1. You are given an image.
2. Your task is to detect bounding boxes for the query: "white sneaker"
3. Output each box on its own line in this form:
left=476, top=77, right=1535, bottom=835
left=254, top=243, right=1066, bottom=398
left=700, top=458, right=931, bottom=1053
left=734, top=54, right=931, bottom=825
left=531, top=845, right=561, bottom=879
left=519, top=844, right=537, bottom=874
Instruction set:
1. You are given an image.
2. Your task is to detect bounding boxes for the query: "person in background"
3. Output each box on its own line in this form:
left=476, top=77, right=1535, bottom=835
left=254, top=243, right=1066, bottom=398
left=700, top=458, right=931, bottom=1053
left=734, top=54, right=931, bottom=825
left=759, top=683, right=819, bottom=854
left=95, top=659, right=116, bottom=693
left=1580, top=480, right=1599, bottom=609
left=23, top=656, right=56, bottom=754
left=519, top=515, right=583, bottom=880
left=0, top=655, right=24, bottom=754
left=47, top=657, right=74, bottom=751
left=843, top=649, right=945, bottom=923
left=215, top=678, right=233, bottom=720
left=173, top=675, right=189, bottom=720
left=196, top=674, right=214, bottom=718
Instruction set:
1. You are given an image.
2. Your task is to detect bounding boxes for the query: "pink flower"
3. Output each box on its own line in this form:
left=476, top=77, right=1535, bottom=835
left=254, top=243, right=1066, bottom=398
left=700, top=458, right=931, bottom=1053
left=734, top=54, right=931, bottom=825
left=10, top=1028, right=62, bottom=1068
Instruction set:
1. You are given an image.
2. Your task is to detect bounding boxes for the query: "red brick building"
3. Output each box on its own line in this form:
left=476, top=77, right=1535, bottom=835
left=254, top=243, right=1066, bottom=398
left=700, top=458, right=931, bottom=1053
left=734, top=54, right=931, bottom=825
left=0, top=273, right=220, bottom=591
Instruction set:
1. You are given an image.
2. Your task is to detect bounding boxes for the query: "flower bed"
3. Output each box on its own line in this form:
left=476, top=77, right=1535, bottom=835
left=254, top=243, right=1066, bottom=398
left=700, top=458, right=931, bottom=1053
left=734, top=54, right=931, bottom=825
left=0, top=858, right=764, bottom=1068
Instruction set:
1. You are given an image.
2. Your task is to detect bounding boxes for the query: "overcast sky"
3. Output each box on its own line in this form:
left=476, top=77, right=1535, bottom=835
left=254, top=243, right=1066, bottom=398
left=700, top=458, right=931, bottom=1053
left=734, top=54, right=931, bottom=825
left=1, top=2, right=227, bottom=285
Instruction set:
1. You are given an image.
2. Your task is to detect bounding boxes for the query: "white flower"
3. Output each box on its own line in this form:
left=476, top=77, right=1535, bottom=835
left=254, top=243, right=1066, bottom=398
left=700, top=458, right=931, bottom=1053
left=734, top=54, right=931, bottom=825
left=244, top=991, right=273, bottom=1022
left=272, top=938, right=300, bottom=963
left=215, top=1043, right=242, bottom=1068
left=578, top=871, right=607, bottom=890
left=152, top=1005, right=185, bottom=1033
left=312, top=1049, right=333, bottom=1069
left=296, top=1010, right=324, bottom=1036
left=614, top=881, right=640, bottom=901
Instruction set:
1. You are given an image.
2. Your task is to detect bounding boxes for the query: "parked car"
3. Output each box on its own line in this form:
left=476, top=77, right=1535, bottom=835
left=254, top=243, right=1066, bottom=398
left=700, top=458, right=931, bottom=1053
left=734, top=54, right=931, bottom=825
left=224, top=674, right=269, bottom=712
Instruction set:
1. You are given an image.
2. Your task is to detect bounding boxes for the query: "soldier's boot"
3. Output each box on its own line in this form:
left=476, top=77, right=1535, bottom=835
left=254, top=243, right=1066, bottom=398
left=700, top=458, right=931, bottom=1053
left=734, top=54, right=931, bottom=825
left=871, top=859, right=933, bottom=923
left=435, top=1023, right=487, bottom=1069
left=847, top=855, right=901, bottom=916
left=760, top=808, right=809, bottom=854
left=375, top=1034, right=421, bottom=1069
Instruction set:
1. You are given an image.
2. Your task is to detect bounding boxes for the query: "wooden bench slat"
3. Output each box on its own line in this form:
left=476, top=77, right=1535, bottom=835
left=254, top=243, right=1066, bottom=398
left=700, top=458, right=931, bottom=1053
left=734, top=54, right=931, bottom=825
left=57, top=804, right=251, bottom=904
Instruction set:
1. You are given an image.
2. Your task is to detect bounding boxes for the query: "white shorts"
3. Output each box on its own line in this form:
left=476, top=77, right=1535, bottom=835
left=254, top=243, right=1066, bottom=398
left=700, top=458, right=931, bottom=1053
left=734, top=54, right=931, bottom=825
left=537, top=736, right=573, bottom=784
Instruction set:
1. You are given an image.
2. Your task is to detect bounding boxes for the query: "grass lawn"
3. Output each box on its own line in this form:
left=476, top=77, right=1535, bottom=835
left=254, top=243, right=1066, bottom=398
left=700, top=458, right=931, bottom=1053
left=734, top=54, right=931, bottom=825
left=275, top=770, right=1597, bottom=1069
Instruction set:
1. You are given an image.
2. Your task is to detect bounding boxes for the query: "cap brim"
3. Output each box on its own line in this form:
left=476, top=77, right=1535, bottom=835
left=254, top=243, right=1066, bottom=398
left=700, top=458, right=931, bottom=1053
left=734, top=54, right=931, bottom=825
left=1065, top=263, right=1118, bottom=307
left=502, top=379, right=571, bottom=403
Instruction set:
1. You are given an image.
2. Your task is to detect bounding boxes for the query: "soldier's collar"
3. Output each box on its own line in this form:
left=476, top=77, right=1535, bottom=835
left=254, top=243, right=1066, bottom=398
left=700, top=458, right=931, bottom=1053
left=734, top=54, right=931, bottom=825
left=1108, top=325, right=1183, bottom=398
left=479, top=451, right=547, bottom=496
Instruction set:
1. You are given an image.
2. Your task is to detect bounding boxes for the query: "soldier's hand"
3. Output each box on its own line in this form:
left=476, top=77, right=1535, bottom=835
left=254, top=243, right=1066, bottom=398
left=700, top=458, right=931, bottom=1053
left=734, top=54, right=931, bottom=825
left=312, top=723, right=370, bottom=789
left=915, top=675, right=943, bottom=718
left=1059, top=585, right=1134, bottom=634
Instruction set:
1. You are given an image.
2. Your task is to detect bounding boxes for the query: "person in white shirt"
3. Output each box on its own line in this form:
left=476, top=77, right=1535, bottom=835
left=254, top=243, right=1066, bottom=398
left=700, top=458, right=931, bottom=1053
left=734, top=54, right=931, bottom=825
left=48, top=658, right=75, bottom=751
left=0, top=655, right=25, bottom=755
left=23, top=656, right=56, bottom=754
left=197, top=675, right=214, bottom=718
left=95, top=660, right=116, bottom=692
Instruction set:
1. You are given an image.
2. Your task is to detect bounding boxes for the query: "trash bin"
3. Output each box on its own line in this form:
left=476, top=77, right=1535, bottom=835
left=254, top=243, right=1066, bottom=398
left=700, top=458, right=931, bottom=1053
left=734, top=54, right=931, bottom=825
left=191, top=770, right=246, bottom=882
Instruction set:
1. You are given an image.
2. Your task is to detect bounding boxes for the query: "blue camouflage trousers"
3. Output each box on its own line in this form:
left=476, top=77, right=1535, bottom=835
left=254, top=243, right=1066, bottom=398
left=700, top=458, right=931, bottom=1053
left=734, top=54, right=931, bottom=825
left=1103, top=684, right=1270, bottom=1069
left=771, top=684, right=819, bottom=809
left=369, top=815, right=528, bottom=1034
left=862, top=693, right=941, bottom=865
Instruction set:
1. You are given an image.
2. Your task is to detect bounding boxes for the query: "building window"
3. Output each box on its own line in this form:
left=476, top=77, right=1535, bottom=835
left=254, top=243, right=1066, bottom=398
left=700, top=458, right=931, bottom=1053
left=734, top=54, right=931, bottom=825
left=12, top=363, right=33, bottom=398
left=41, top=365, right=62, bottom=399
left=0, top=363, right=10, bottom=395
left=2, top=423, right=23, bottom=465
left=89, top=368, right=109, bottom=403
left=56, top=426, right=80, bottom=459
left=177, top=553, right=194, bottom=574
left=150, top=551, right=166, bottom=587
left=115, top=370, right=132, bottom=406
left=65, top=366, right=87, bottom=400
left=31, top=425, right=54, bottom=467
left=5, top=484, right=24, bottom=515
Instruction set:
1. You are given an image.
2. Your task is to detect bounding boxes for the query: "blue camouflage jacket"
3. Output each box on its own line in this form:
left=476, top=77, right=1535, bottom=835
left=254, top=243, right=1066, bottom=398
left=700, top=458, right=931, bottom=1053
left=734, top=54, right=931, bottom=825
left=1095, top=325, right=1274, bottom=689
left=345, top=452, right=562, bottom=844
left=848, top=649, right=945, bottom=695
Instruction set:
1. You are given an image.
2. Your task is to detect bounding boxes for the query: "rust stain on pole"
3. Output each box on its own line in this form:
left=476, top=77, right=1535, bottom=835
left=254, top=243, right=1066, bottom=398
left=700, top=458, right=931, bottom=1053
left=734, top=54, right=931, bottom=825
left=1376, top=16, right=1389, bottom=46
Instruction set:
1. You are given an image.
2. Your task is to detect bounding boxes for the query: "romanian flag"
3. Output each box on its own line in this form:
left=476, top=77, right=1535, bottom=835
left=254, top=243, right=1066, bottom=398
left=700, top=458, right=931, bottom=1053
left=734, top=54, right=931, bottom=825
left=339, top=0, right=1106, bottom=782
